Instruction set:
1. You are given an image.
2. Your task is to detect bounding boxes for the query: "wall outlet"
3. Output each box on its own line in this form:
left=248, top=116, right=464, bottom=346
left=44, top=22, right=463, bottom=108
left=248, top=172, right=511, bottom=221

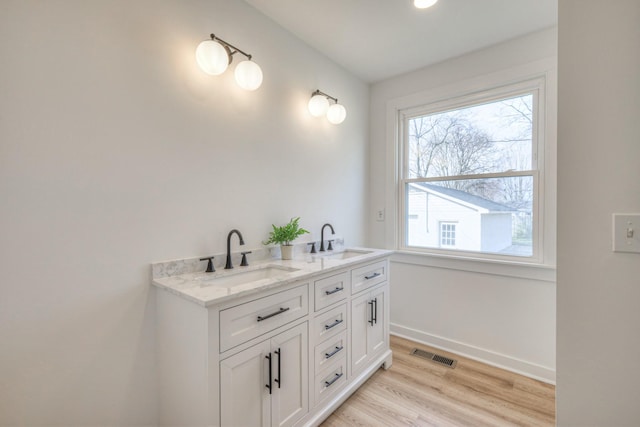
left=613, top=214, right=640, bottom=253
left=376, top=209, right=385, bottom=222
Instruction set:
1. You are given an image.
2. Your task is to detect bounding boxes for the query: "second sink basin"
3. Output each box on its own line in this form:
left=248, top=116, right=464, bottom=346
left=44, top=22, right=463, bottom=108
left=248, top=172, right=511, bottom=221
left=197, top=265, right=300, bottom=288
left=322, top=249, right=372, bottom=260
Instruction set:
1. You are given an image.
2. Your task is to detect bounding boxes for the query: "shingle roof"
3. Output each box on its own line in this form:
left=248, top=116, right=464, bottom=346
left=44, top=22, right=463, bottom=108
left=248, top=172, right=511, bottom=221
left=415, top=183, right=515, bottom=212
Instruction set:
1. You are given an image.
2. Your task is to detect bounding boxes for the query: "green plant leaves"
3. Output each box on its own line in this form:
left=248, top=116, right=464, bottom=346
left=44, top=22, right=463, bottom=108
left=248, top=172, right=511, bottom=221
left=263, top=217, right=310, bottom=246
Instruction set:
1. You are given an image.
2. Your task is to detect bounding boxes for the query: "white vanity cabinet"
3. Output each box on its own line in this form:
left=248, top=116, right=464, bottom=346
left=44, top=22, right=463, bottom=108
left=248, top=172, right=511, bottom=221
left=348, top=260, right=389, bottom=376
left=154, top=251, right=392, bottom=427
left=220, top=322, right=308, bottom=427
left=350, top=283, right=388, bottom=376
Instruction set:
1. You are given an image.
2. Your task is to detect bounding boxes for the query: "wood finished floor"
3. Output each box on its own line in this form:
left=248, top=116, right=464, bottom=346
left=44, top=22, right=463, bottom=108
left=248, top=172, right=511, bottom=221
left=320, top=335, right=555, bottom=427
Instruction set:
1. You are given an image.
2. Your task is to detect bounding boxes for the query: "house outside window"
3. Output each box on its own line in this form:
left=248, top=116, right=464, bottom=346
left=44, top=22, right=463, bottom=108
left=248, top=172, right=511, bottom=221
left=399, top=78, right=545, bottom=262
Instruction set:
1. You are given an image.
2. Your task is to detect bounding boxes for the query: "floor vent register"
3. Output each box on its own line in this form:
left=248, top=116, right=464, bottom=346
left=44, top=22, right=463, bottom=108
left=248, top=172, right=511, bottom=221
left=411, top=348, right=458, bottom=368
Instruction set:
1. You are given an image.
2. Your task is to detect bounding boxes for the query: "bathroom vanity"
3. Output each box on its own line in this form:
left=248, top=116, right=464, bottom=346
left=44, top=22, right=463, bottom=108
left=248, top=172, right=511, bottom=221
left=152, top=248, right=392, bottom=427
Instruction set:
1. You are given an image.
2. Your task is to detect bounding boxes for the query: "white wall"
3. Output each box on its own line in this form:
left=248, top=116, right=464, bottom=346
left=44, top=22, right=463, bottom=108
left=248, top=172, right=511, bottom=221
left=368, top=28, right=558, bottom=382
left=0, top=0, right=368, bottom=424
left=557, top=1, right=640, bottom=424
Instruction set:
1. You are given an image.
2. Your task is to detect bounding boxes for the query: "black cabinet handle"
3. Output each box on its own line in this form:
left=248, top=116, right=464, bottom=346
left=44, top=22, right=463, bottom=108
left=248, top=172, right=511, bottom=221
left=373, top=298, right=378, bottom=325
left=325, top=286, right=344, bottom=295
left=324, top=319, right=343, bottom=330
left=257, top=307, right=290, bottom=322
left=364, top=272, right=381, bottom=280
left=274, top=348, right=281, bottom=389
left=368, top=300, right=375, bottom=326
left=325, top=346, right=343, bottom=359
left=265, top=353, right=272, bottom=394
left=325, top=372, right=343, bottom=388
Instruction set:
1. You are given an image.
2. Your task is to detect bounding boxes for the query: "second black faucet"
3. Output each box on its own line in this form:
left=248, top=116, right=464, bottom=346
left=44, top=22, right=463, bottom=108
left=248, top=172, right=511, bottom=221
left=225, top=229, right=245, bottom=269
left=319, top=223, right=335, bottom=252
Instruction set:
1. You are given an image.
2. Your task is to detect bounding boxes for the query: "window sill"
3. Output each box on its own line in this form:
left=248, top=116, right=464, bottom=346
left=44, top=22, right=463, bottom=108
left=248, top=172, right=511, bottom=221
left=392, top=250, right=556, bottom=282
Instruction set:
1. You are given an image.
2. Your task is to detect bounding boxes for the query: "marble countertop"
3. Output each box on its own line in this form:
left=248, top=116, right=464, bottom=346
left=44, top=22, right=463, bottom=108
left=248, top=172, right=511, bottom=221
left=151, top=247, right=392, bottom=307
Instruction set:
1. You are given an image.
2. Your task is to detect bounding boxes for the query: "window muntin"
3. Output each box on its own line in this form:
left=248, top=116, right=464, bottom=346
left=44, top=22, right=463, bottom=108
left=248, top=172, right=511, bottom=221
left=400, top=88, right=541, bottom=260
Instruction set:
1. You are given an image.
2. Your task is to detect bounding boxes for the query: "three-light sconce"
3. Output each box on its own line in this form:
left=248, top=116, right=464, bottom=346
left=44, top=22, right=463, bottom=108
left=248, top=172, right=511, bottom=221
left=195, top=33, right=263, bottom=91
left=196, top=33, right=346, bottom=124
left=307, top=90, right=347, bottom=124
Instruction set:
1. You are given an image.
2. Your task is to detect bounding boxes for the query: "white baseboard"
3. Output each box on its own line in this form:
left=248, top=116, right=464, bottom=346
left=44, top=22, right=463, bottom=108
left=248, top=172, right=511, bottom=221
left=391, top=323, right=556, bottom=384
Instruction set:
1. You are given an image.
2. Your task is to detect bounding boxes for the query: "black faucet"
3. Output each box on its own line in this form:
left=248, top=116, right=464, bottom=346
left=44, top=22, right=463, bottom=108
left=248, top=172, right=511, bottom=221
left=225, top=229, right=245, bottom=269
left=319, top=223, right=335, bottom=252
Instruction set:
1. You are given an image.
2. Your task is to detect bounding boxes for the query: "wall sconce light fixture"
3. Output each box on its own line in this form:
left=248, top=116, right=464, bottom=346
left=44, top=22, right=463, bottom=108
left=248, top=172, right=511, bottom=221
left=196, top=33, right=263, bottom=91
left=308, top=90, right=347, bottom=124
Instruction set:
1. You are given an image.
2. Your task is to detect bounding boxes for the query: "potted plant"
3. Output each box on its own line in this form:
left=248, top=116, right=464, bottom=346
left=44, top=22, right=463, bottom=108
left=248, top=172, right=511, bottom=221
left=263, top=217, right=310, bottom=260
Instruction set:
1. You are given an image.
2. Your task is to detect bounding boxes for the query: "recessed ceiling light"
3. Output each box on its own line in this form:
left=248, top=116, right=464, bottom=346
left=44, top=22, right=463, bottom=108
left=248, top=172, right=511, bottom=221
left=414, top=0, right=438, bottom=9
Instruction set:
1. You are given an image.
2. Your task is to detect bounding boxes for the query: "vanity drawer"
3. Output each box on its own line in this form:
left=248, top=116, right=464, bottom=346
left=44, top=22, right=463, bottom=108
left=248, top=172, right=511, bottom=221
left=314, top=271, right=350, bottom=311
left=351, top=260, right=387, bottom=294
left=314, top=331, right=347, bottom=374
left=219, top=284, right=309, bottom=352
left=313, top=303, right=347, bottom=343
left=314, top=358, right=347, bottom=406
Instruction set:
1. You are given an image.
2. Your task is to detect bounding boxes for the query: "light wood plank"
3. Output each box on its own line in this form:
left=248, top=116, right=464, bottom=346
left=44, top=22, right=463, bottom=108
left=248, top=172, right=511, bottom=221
left=321, top=335, right=555, bottom=426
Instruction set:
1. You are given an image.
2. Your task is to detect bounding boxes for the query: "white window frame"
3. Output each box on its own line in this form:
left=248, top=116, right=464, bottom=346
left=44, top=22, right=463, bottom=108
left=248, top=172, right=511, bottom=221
left=392, top=74, right=547, bottom=265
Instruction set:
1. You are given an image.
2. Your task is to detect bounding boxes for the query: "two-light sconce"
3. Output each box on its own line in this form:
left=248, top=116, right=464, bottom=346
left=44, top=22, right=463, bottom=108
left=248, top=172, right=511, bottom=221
left=307, top=90, right=347, bottom=124
left=196, top=33, right=263, bottom=91
left=196, top=33, right=346, bottom=124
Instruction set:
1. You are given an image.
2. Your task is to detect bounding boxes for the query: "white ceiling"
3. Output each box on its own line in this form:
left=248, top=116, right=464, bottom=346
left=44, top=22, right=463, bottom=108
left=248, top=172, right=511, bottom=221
left=244, top=0, right=557, bottom=83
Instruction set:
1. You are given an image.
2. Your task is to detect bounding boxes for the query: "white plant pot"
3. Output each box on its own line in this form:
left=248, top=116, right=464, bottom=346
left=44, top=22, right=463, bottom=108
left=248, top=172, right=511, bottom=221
left=280, top=245, right=293, bottom=260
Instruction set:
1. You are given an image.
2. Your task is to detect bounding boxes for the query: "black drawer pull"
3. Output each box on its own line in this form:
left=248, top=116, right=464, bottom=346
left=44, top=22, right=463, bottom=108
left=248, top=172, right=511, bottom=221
left=325, top=286, right=344, bottom=295
left=325, top=345, right=343, bottom=359
left=324, top=319, right=343, bottom=330
left=257, top=307, right=290, bottom=322
left=325, top=372, right=343, bottom=388
left=364, top=272, right=381, bottom=280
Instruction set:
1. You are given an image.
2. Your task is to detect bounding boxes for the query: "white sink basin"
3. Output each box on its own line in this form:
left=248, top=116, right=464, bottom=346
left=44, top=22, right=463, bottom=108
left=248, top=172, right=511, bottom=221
left=322, top=249, right=372, bottom=260
left=197, top=266, right=300, bottom=288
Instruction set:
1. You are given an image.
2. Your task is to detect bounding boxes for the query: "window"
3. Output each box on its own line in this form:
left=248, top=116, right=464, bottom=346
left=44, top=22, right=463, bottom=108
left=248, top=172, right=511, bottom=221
left=440, top=222, right=456, bottom=247
left=399, top=79, right=544, bottom=261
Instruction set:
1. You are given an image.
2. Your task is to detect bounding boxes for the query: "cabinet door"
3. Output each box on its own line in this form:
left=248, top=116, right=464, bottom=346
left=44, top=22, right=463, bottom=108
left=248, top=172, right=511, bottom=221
left=271, top=323, right=308, bottom=427
left=220, top=340, right=271, bottom=427
left=350, top=291, right=371, bottom=375
left=368, top=285, right=387, bottom=358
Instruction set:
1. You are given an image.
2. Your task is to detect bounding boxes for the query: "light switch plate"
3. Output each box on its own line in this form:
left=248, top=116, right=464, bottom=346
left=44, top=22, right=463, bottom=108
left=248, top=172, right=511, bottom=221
left=613, top=214, right=640, bottom=253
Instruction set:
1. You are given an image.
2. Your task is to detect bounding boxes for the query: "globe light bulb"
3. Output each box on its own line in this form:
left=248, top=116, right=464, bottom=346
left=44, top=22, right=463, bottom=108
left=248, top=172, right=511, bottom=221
left=308, top=94, right=330, bottom=117
left=326, top=103, right=347, bottom=124
left=195, top=40, right=229, bottom=75
left=234, top=60, right=263, bottom=91
left=414, top=0, right=438, bottom=9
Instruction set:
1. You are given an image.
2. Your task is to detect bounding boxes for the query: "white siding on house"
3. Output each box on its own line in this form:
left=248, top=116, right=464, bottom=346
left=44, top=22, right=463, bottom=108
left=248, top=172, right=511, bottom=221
left=407, top=187, right=513, bottom=253
left=481, top=213, right=513, bottom=253
left=430, top=195, right=480, bottom=250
